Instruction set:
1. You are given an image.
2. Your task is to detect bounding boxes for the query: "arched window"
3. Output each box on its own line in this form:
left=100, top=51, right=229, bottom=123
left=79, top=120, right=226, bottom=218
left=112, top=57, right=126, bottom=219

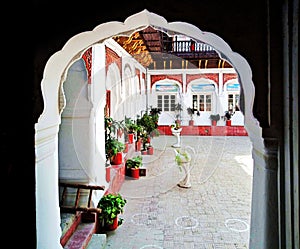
left=155, top=82, right=181, bottom=112
left=190, top=84, right=215, bottom=112
left=226, top=82, right=240, bottom=112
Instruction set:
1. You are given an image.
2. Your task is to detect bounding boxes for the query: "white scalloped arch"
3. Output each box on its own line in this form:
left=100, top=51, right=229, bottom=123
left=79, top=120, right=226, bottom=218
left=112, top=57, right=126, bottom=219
left=35, top=9, right=262, bottom=249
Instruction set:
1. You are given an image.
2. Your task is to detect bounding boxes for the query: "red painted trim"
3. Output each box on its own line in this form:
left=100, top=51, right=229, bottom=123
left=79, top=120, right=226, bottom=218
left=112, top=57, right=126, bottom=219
left=186, top=73, right=219, bottom=85
left=157, top=125, right=248, bottom=136
left=82, top=47, right=92, bottom=84
left=223, top=73, right=238, bottom=83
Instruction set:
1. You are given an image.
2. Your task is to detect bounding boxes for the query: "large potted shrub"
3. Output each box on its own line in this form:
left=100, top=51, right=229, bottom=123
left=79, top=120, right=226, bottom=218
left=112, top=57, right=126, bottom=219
left=149, top=107, right=161, bottom=137
left=139, top=112, right=159, bottom=154
left=97, top=193, right=127, bottom=231
left=139, top=112, right=157, bottom=136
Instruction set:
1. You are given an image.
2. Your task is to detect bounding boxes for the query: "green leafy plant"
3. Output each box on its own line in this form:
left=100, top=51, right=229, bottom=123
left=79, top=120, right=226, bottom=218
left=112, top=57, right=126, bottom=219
left=125, top=118, right=140, bottom=134
left=139, top=113, right=156, bottom=134
left=125, top=155, right=143, bottom=169
left=105, top=137, right=125, bottom=161
left=105, top=116, right=126, bottom=139
left=175, top=149, right=191, bottom=171
left=171, top=120, right=181, bottom=130
left=140, top=131, right=149, bottom=150
left=97, top=193, right=127, bottom=226
left=149, top=107, right=161, bottom=124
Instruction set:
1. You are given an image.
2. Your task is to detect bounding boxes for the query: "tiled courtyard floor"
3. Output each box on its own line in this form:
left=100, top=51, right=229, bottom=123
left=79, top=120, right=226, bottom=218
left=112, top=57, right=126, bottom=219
left=104, top=135, right=253, bottom=249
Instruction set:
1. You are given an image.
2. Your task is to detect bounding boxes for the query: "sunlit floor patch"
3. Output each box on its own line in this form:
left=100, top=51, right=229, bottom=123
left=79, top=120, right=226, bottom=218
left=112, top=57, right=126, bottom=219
left=225, top=218, right=249, bottom=232
left=175, top=215, right=198, bottom=229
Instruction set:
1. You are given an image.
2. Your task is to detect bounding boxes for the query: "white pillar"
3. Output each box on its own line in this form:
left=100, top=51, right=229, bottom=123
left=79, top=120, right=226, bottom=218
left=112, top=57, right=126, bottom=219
left=36, top=124, right=63, bottom=249
left=249, top=137, right=279, bottom=249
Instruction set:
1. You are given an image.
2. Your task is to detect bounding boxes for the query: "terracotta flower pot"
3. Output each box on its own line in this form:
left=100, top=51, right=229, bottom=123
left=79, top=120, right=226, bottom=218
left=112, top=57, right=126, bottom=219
left=226, top=120, right=231, bottom=126
left=112, top=152, right=123, bottom=165
left=147, top=146, right=154, bottom=155
left=135, top=139, right=142, bottom=151
left=128, top=133, right=134, bottom=144
left=131, top=168, right=140, bottom=179
left=106, top=217, right=118, bottom=231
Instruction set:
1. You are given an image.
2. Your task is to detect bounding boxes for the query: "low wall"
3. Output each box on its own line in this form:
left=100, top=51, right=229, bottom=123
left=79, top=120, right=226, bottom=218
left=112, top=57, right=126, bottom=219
left=158, top=125, right=248, bottom=136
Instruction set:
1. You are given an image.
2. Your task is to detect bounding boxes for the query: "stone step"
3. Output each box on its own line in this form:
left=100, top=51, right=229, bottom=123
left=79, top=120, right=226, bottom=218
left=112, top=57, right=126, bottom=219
left=60, top=213, right=81, bottom=246
left=63, top=221, right=96, bottom=249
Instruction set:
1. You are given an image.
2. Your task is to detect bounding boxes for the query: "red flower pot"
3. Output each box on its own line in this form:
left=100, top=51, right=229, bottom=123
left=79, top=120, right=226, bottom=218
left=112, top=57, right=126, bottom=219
left=128, top=133, right=134, bottom=144
left=131, top=168, right=140, bottom=179
left=147, top=146, right=154, bottom=155
left=211, top=120, right=217, bottom=126
left=106, top=217, right=118, bottom=231
left=135, top=139, right=142, bottom=151
left=112, top=152, right=123, bottom=165
left=141, top=150, right=148, bottom=155
left=226, top=120, right=231, bottom=126
left=189, top=120, right=194, bottom=126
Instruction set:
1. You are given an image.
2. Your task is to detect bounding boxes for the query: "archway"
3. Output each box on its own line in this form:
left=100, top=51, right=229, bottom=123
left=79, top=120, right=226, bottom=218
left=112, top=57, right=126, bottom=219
left=35, top=10, right=262, bottom=249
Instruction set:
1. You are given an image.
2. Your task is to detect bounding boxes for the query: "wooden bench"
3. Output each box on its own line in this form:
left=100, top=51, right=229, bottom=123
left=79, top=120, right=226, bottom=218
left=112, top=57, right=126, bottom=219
left=59, top=182, right=105, bottom=214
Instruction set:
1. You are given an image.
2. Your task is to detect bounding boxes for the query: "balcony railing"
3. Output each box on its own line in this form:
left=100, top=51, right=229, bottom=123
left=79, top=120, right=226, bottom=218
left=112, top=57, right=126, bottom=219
left=163, top=40, right=218, bottom=57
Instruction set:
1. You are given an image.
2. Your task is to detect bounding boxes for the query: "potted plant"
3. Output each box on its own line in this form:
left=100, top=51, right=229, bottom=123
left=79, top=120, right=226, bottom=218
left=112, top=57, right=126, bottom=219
left=139, top=112, right=157, bottom=137
left=125, top=117, right=143, bottom=145
left=105, top=117, right=126, bottom=138
left=139, top=112, right=159, bottom=154
left=149, top=107, right=161, bottom=137
left=97, top=193, right=127, bottom=231
left=125, top=117, right=136, bottom=144
left=170, top=119, right=181, bottom=131
left=187, top=107, right=195, bottom=126
left=140, top=131, right=149, bottom=155
left=209, top=114, right=220, bottom=126
left=174, top=103, right=183, bottom=125
left=224, top=111, right=234, bottom=126
left=105, top=137, right=125, bottom=165
left=129, top=119, right=143, bottom=152
left=125, top=155, right=142, bottom=179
